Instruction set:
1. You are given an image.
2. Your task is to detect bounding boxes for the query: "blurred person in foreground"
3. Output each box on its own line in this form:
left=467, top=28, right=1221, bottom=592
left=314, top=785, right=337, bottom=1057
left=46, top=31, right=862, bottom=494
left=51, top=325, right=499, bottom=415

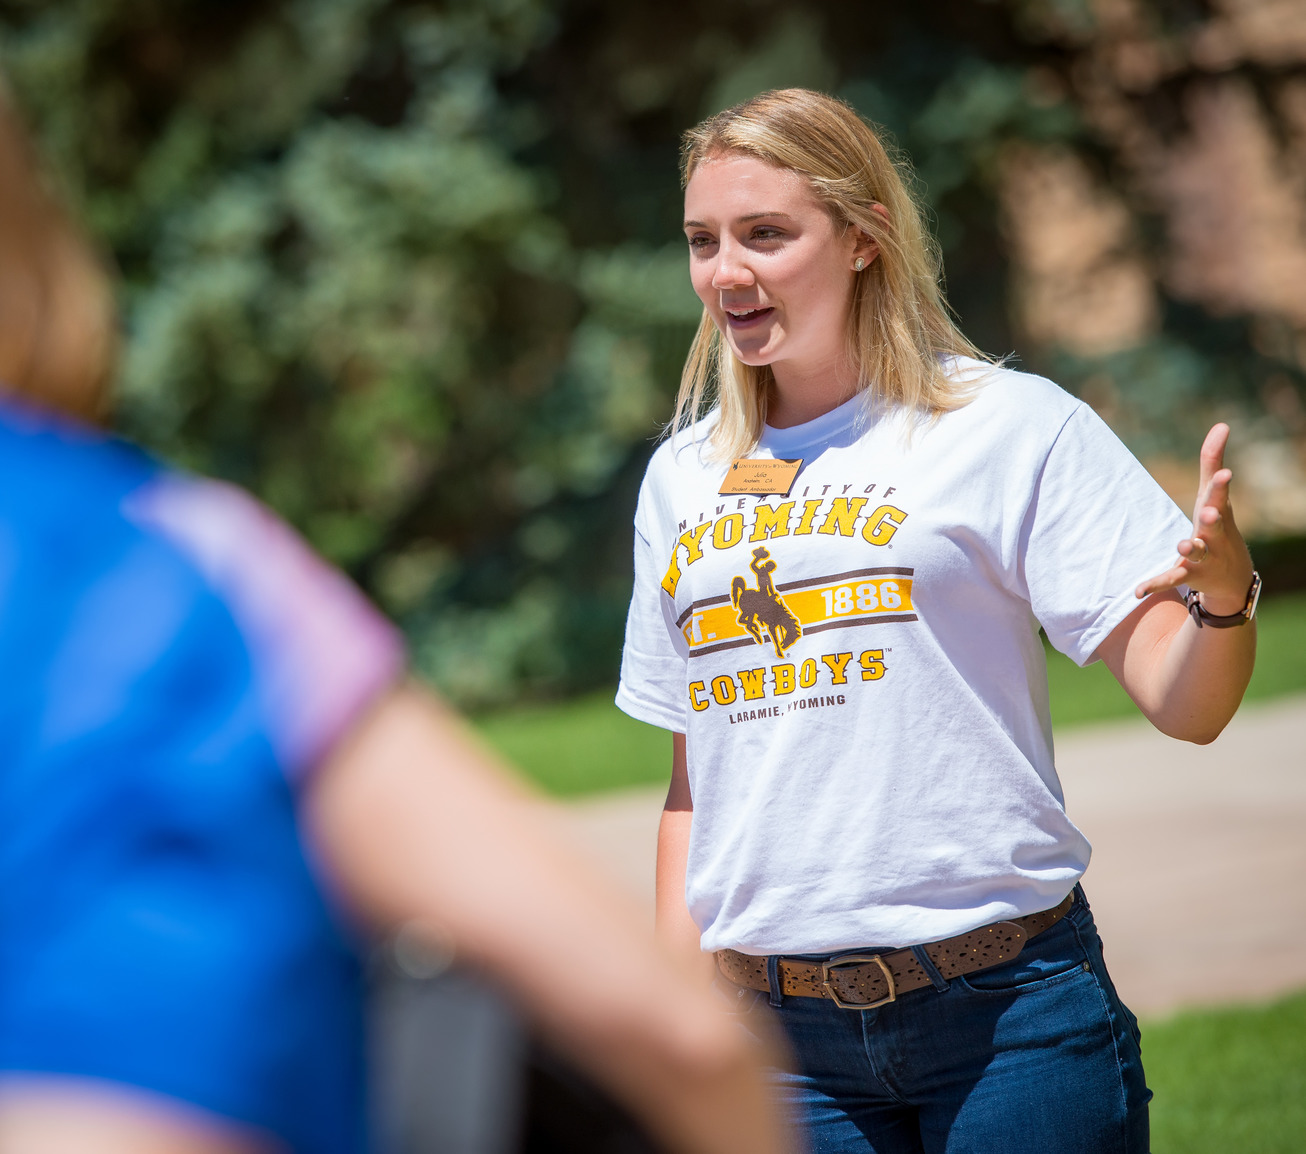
left=0, top=87, right=791, bottom=1154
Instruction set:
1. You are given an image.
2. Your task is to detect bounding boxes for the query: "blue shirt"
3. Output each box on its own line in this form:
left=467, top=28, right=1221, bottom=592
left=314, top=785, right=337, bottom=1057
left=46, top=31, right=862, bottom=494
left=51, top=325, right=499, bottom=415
left=0, top=400, right=404, bottom=1151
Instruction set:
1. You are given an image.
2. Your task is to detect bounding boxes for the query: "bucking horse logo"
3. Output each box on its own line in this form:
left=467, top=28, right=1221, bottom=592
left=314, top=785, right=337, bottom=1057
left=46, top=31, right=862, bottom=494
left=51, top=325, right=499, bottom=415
left=731, top=547, right=802, bottom=659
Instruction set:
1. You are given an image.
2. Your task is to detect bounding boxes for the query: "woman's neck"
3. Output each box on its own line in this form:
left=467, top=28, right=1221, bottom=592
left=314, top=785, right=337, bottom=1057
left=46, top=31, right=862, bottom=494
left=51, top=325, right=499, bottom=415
left=765, top=354, right=861, bottom=429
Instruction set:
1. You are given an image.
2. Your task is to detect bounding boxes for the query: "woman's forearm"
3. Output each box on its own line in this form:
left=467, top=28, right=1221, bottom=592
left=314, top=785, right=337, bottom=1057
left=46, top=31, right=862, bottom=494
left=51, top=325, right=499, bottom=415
left=1142, top=613, right=1255, bottom=744
left=1098, top=594, right=1256, bottom=744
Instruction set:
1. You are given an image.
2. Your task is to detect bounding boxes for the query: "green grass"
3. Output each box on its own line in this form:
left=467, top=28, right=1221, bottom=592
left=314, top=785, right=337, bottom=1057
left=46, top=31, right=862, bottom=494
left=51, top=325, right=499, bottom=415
left=473, top=591, right=1306, bottom=798
left=1145, top=988, right=1306, bottom=1153
left=474, top=690, right=672, bottom=798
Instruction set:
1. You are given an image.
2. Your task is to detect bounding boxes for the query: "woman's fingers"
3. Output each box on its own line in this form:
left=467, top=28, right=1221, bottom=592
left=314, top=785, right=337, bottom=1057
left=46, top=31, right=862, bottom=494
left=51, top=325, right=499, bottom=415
left=1142, top=511, right=1230, bottom=595
left=1188, top=431, right=1236, bottom=553
left=1195, top=424, right=1230, bottom=508
left=1137, top=423, right=1254, bottom=602
left=1136, top=562, right=1191, bottom=599
left=1197, top=467, right=1233, bottom=521
left=1139, top=424, right=1255, bottom=607
left=1191, top=501, right=1226, bottom=549
left=1188, top=467, right=1238, bottom=559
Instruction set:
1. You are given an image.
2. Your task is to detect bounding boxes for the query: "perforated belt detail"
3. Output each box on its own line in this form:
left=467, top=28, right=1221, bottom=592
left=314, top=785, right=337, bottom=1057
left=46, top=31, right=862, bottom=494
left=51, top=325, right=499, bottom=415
left=715, top=892, right=1075, bottom=1009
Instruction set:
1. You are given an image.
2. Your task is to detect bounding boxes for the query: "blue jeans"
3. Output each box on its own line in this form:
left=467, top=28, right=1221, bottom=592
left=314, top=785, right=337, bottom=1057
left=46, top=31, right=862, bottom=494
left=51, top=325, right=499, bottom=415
left=730, top=889, right=1150, bottom=1153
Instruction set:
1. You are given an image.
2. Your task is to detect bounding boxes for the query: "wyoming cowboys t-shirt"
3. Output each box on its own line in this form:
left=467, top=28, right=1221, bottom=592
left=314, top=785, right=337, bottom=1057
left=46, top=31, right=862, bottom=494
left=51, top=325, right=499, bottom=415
left=617, top=359, right=1193, bottom=956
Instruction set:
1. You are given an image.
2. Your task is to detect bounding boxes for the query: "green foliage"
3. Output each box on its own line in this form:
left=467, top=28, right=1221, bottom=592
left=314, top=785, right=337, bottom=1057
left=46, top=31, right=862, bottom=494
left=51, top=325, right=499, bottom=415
left=3, top=0, right=1298, bottom=705
left=1, top=0, right=666, bottom=704
left=1146, top=989, right=1306, bottom=1154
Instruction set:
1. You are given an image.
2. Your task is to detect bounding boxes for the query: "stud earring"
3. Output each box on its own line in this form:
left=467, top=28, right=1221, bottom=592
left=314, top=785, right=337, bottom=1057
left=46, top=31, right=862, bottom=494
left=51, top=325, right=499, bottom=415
left=853, top=258, right=866, bottom=272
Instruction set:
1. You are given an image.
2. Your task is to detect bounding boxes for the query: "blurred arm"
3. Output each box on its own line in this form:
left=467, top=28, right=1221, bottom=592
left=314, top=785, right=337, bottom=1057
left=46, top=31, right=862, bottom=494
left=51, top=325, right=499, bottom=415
left=0, top=1082, right=270, bottom=1154
left=304, top=685, right=790, bottom=1154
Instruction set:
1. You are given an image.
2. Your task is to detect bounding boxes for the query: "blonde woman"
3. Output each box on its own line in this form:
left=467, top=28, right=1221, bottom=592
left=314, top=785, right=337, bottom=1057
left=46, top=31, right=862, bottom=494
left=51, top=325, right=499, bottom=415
left=617, top=88, right=1258, bottom=1153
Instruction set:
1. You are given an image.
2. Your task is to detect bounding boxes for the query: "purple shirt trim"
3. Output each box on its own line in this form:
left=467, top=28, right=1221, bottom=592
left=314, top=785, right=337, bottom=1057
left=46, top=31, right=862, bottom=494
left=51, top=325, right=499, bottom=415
left=124, top=474, right=406, bottom=782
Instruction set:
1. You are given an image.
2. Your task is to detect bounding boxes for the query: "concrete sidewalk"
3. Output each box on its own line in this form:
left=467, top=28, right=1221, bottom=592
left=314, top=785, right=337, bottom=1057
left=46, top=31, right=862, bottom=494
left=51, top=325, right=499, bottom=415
left=560, top=694, right=1306, bottom=1018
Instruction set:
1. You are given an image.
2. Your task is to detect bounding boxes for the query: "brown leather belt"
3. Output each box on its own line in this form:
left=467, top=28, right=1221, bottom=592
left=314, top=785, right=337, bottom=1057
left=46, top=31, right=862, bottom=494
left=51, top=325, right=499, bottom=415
left=715, top=891, right=1076, bottom=1010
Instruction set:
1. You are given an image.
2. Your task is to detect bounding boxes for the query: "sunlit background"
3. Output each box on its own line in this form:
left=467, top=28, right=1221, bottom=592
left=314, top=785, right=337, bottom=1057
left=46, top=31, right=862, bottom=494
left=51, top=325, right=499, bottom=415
left=4, top=0, right=1305, bottom=711
left=5, top=5, right=1306, bottom=1151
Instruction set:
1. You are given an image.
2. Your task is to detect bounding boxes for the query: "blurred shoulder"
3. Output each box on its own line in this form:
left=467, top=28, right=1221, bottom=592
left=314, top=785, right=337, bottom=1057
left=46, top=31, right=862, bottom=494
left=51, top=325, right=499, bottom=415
left=0, top=401, right=404, bottom=778
left=125, top=472, right=405, bottom=775
left=0, top=397, right=157, bottom=520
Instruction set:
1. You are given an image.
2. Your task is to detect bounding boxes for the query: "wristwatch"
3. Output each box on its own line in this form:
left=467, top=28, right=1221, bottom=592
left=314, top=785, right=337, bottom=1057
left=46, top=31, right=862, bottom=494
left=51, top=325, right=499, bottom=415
left=1185, top=571, right=1261, bottom=628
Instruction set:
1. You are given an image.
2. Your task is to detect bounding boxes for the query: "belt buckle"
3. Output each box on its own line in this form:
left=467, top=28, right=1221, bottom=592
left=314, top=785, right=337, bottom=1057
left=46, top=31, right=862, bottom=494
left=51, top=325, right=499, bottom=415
left=821, top=953, right=896, bottom=1010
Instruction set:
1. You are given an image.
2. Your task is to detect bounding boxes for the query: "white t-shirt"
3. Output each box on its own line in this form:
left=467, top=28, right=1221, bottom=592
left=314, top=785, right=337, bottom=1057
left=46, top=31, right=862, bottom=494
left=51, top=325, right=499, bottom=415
left=616, top=359, right=1192, bottom=955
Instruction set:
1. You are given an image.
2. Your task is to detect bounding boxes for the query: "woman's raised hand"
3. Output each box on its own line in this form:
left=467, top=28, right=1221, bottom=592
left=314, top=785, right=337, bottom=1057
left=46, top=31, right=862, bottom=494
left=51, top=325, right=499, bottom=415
left=1135, top=423, right=1256, bottom=616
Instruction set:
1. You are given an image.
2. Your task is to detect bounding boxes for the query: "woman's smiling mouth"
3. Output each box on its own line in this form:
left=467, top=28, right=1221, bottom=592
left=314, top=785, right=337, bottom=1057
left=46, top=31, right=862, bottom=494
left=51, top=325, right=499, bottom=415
left=724, top=306, right=775, bottom=328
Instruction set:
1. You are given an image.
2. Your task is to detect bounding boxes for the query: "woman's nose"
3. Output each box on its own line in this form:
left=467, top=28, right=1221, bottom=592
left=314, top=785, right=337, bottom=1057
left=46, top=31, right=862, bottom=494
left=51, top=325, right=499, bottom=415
left=710, top=241, right=754, bottom=290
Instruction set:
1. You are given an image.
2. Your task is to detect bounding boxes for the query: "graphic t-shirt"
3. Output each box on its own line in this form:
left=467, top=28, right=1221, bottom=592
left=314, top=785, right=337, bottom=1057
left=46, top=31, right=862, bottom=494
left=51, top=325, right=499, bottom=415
left=0, top=400, right=405, bottom=1153
left=617, top=360, right=1192, bottom=955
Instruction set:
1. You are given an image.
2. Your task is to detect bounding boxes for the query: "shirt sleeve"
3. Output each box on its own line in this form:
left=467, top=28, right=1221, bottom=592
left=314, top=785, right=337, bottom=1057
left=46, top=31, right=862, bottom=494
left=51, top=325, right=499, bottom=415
left=615, top=490, right=690, bottom=733
left=1020, top=403, right=1194, bottom=666
left=124, top=474, right=407, bottom=782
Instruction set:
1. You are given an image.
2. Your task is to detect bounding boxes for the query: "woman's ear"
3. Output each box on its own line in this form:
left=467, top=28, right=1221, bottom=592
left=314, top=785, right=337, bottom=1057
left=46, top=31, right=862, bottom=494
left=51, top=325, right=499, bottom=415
left=852, top=231, right=878, bottom=269
left=851, top=204, right=889, bottom=270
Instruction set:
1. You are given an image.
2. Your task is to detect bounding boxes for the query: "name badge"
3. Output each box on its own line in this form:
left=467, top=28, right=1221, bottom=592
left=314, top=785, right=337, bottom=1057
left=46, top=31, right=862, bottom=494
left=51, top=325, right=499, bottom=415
left=718, top=458, right=803, bottom=497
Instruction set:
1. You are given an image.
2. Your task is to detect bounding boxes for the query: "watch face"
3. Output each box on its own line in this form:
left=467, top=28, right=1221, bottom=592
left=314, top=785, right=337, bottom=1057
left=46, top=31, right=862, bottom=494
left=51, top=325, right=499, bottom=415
left=1245, top=572, right=1262, bottom=621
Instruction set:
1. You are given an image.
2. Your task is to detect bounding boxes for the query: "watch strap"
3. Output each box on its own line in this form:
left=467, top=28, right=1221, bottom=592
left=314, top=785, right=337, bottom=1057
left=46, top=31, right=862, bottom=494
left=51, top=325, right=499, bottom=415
left=1186, top=570, right=1261, bottom=628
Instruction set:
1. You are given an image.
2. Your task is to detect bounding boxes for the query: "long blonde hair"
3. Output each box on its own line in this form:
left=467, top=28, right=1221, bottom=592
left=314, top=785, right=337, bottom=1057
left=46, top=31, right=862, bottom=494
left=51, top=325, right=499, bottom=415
left=672, top=88, right=987, bottom=459
left=0, top=82, right=116, bottom=423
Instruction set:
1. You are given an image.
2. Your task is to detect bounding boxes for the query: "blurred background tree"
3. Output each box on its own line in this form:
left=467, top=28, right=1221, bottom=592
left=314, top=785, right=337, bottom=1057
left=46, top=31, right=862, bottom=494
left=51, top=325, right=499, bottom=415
left=3, top=0, right=1304, bottom=708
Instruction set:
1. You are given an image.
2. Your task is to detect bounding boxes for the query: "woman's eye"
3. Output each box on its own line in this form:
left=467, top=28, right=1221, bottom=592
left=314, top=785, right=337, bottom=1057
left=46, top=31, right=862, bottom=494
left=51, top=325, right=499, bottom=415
left=687, top=234, right=715, bottom=249
left=752, top=227, right=784, bottom=241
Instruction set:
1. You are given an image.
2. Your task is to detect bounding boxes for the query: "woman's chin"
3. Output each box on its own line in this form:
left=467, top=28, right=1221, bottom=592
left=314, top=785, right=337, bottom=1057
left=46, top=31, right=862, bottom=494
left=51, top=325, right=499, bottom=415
left=725, top=339, right=777, bottom=368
